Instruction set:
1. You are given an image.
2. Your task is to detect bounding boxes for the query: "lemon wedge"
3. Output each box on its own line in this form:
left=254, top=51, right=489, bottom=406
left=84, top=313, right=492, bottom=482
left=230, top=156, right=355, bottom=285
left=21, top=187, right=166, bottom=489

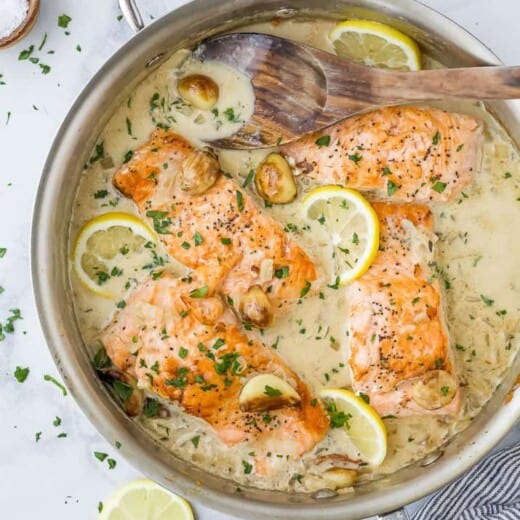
left=73, top=212, right=157, bottom=298
left=329, top=19, right=421, bottom=71
left=301, top=186, right=379, bottom=285
left=99, top=479, right=194, bottom=520
left=319, top=388, right=387, bottom=466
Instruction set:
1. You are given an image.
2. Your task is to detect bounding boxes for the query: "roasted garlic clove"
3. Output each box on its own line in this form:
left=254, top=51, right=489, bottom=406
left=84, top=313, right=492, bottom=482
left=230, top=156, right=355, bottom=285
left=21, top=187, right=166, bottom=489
left=179, top=149, right=220, bottom=195
left=99, top=368, right=144, bottom=417
left=239, top=285, right=274, bottom=328
left=239, top=373, right=301, bottom=412
left=254, top=153, right=297, bottom=204
left=412, top=370, right=457, bottom=410
left=321, top=468, right=357, bottom=490
left=177, top=74, right=219, bottom=110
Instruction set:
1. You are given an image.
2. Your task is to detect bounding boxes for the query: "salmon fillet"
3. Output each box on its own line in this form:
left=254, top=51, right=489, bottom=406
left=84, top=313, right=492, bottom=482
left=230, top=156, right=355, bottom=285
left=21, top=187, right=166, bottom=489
left=346, top=203, right=460, bottom=416
left=101, top=272, right=329, bottom=453
left=282, top=106, right=483, bottom=203
left=113, top=130, right=317, bottom=319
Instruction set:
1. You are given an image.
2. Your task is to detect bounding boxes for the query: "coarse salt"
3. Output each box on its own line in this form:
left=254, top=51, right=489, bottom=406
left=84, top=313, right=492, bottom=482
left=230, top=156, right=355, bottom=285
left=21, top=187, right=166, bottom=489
left=0, top=0, right=29, bottom=40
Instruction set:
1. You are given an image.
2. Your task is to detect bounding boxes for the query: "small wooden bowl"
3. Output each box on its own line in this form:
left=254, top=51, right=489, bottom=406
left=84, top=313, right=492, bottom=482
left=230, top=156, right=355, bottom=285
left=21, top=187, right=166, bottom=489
left=0, top=0, right=40, bottom=50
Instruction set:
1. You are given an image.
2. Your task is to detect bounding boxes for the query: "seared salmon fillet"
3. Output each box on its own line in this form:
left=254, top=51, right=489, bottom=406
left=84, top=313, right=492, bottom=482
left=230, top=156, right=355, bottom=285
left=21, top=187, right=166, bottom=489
left=113, top=130, right=317, bottom=321
left=101, top=272, right=329, bottom=452
left=282, top=106, right=483, bottom=203
left=346, top=203, right=460, bottom=416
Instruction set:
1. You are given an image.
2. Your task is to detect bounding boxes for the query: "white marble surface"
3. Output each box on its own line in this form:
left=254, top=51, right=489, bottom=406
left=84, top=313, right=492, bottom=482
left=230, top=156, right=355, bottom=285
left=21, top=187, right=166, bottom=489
left=0, top=1, right=518, bottom=519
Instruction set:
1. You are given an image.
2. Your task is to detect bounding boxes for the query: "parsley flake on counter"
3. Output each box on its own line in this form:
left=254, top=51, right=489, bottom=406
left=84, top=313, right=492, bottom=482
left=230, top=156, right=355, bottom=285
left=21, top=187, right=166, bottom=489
left=94, top=451, right=108, bottom=462
left=58, top=14, right=72, bottom=29
left=53, top=416, right=62, bottom=427
left=0, top=248, right=6, bottom=258
left=107, top=458, right=117, bottom=469
left=98, top=502, right=103, bottom=513
left=14, top=366, right=30, bottom=383
left=35, top=432, right=42, bottom=442
left=44, top=374, right=68, bottom=396
left=18, top=45, right=34, bottom=60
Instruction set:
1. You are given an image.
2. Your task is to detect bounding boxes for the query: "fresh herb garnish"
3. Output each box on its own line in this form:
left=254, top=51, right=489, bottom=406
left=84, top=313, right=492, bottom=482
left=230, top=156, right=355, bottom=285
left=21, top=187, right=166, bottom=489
left=191, top=435, right=200, bottom=448
left=242, top=169, right=255, bottom=188
left=358, top=392, right=370, bottom=404
left=348, top=152, right=362, bottom=164
left=315, top=135, right=331, bottom=148
left=382, top=167, right=392, bottom=176
left=327, top=276, right=340, bottom=290
left=94, top=452, right=108, bottom=462
left=189, top=285, right=208, bottom=298
left=112, top=380, right=133, bottom=401
left=441, top=386, right=450, bottom=396
left=146, top=210, right=172, bottom=235
left=352, top=232, right=360, bottom=245
left=387, top=180, right=399, bottom=196
left=242, top=460, right=253, bottom=474
left=274, top=266, right=289, bottom=279
left=144, top=398, right=159, bottom=418
left=178, top=347, right=188, bottom=359
left=326, top=402, right=352, bottom=428
left=264, top=385, right=282, bottom=397
left=220, top=237, right=231, bottom=245
left=480, top=294, right=494, bottom=306
left=123, top=150, right=134, bottom=163
left=236, top=190, right=244, bottom=212
left=300, top=280, right=312, bottom=298
left=432, top=181, right=447, bottom=193
left=193, top=231, right=204, bottom=246
left=94, top=189, right=108, bottom=199
left=432, top=131, right=441, bottom=145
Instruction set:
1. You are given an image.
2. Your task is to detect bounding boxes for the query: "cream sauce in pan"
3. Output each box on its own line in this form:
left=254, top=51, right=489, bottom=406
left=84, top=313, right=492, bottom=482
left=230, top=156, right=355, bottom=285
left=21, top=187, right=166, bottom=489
left=69, top=18, right=519, bottom=492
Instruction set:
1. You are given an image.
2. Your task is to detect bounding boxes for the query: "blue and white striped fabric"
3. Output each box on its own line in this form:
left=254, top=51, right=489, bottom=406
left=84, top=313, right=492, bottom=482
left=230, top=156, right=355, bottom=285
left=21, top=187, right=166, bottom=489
left=412, top=444, right=520, bottom=520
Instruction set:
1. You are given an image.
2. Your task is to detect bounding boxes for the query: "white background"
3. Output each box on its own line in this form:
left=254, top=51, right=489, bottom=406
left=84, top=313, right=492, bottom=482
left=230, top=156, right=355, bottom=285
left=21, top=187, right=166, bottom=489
left=0, top=1, right=518, bottom=519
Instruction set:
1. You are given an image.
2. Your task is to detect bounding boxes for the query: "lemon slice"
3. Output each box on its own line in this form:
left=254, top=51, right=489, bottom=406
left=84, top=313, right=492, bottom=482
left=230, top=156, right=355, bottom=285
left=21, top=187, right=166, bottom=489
left=301, top=186, right=379, bottom=285
left=319, top=388, right=387, bottom=465
left=329, top=20, right=421, bottom=71
left=73, top=212, right=156, bottom=298
left=99, top=479, right=194, bottom=520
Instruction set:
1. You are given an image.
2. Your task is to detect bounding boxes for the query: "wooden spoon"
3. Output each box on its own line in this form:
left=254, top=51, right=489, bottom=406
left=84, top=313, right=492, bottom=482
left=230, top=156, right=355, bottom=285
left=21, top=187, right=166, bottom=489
left=197, top=33, right=520, bottom=149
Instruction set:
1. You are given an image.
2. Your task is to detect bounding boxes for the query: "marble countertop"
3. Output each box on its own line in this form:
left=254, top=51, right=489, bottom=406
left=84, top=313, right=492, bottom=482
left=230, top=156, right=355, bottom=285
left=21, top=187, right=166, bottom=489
left=0, top=1, right=518, bottom=518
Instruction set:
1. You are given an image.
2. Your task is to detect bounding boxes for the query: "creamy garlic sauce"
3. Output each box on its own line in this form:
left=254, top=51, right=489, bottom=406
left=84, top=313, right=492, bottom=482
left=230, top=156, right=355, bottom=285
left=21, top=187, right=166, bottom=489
left=69, top=17, right=520, bottom=492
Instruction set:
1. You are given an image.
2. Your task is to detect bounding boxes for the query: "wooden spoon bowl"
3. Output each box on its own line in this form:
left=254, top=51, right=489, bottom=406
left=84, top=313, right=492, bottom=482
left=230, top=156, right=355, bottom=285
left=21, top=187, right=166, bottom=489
left=0, top=0, right=40, bottom=50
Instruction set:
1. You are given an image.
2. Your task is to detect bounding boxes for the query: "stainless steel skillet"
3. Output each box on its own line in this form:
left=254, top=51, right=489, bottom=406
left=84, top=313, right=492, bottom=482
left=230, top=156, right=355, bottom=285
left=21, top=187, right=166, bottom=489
left=31, top=1, right=520, bottom=518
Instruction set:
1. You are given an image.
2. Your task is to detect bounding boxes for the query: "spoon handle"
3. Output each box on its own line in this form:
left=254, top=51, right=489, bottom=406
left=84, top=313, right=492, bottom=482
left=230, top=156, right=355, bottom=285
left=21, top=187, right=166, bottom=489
left=371, top=66, right=520, bottom=102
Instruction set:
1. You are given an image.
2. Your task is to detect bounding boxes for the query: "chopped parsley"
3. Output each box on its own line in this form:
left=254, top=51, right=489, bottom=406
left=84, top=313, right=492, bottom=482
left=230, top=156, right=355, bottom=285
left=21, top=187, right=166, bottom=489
left=193, top=231, right=204, bottom=246
left=178, top=347, right=188, bottom=359
left=274, top=266, right=289, bottom=279
left=223, top=107, right=240, bottom=122
left=480, top=294, right=494, bottom=307
left=387, top=180, right=399, bottom=196
left=144, top=398, right=159, bottom=418
left=189, top=285, right=208, bottom=298
left=53, top=416, right=62, bottom=427
left=348, top=152, right=362, bottom=164
left=326, top=402, right=352, bottom=428
left=165, top=367, right=189, bottom=388
left=382, top=167, right=392, bottom=176
left=432, top=181, right=447, bottom=193
left=94, top=451, right=108, bottom=462
left=352, top=232, right=360, bottom=245
left=18, top=45, right=34, bottom=60
left=432, top=131, right=441, bottom=145
left=504, top=172, right=512, bottom=179
left=358, top=392, right=370, bottom=404
left=315, top=135, right=331, bottom=148
left=126, top=117, right=133, bottom=136
left=242, top=460, right=253, bottom=474
left=456, top=143, right=464, bottom=152
left=191, top=435, right=200, bottom=448
left=123, top=150, right=134, bottom=163
left=220, top=237, right=231, bottom=245
left=107, top=458, right=117, bottom=470
left=300, top=280, right=312, bottom=298
left=94, top=189, right=108, bottom=199
left=236, top=190, right=244, bottom=212
left=116, top=300, right=126, bottom=309
left=0, top=248, right=6, bottom=258
left=327, top=276, right=340, bottom=290
left=264, top=385, right=282, bottom=397
left=58, top=14, right=72, bottom=28
left=112, top=380, right=133, bottom=401
left=434, top=358, right=443, bottom=369
left=441, top=386, right=450, bottom=396
left=93, top=347, right=111, bottom=370
left=43, top=374, right=68, bottom=396
left=14, top=366, right=30, bottom=383
left=242, top=169, right=255, bottom=188
left=146, top=210, right=172, bottom=235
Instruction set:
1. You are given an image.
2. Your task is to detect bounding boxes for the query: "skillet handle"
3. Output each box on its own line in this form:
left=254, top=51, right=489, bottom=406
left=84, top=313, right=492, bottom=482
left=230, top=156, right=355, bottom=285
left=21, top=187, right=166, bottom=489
left=377, top=508, right=410, bottom=520
left=119, top=0, right=144, bottom=32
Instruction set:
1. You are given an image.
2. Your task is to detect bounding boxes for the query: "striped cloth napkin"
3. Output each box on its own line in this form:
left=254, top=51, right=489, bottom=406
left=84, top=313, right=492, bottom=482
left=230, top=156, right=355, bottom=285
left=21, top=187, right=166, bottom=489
left=412, top=444, right=520, bottom=520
